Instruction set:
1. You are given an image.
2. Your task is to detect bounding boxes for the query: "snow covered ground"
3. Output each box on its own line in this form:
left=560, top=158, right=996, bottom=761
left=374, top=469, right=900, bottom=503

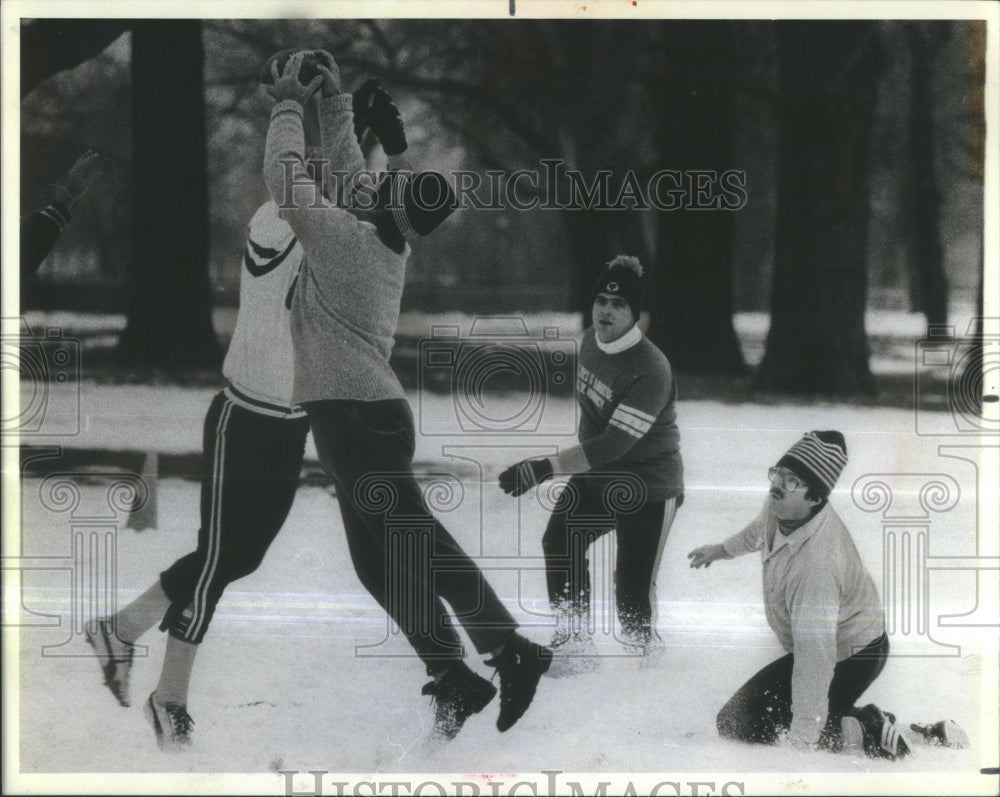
left=7, top=381, right=998, bottom=795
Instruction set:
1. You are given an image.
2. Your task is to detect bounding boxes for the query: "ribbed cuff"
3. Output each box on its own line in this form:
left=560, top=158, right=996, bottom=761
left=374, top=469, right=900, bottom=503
left=271, top=99, right=304, bottom=119
left=319, top=92, right=353, bottom=112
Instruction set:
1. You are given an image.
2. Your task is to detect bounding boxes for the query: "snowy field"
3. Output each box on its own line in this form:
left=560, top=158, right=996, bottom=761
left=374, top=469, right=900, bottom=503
left=7, top=380, right=998, bottom=795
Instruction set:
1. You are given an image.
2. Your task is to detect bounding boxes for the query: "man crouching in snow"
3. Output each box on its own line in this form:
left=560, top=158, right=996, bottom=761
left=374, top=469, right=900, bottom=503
left=687, top=431, right=910, bottom=760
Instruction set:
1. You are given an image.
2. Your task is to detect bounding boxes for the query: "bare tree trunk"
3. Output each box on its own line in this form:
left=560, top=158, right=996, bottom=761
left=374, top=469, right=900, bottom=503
left=905, top=22, right=950, bottom=329
left=646, top=21, right=744, bottom=374
left=119, top=20, right=220, bottom=368
left=756, top=21, right=881, bottom=395
left=959, top=21, right=987, bottom=401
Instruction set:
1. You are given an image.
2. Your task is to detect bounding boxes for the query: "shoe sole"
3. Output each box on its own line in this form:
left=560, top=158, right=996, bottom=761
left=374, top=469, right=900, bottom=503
left=840, top=716, right=865, bottom=756
left=144, top=694, right=167, bottom=751
left=85, top=622, right=131, bottom=707
left=939, top=721, right=970, bottom=749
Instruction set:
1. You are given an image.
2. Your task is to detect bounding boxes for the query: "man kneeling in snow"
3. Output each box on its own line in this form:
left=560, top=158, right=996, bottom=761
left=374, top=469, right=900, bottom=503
left=687, top=431, right=909, bottom=759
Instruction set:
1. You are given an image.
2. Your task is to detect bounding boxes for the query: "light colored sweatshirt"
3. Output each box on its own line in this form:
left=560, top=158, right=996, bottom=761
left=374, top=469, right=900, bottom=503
left=263, top=94, right=409, bottom=403
left=723, top=500, right=885, bottom=744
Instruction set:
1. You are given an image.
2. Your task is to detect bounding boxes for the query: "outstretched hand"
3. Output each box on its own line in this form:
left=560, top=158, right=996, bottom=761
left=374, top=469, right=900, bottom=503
left=687, top=544, right=731, bottom=569
left=264, top=51, right=323, bottom=106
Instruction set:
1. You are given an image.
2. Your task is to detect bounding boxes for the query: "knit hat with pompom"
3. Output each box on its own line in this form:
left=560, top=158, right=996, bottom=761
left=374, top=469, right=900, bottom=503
left=590, top=254, right=644, bottom=323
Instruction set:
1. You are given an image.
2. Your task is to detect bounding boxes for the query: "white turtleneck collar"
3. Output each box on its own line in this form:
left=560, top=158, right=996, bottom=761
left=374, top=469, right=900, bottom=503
left=595, top=324, right=642, bottom=354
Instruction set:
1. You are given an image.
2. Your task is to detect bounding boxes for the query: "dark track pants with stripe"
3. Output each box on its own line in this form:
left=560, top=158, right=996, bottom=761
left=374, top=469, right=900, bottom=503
left=541, top=474, right=680, bottom=645
left=159, top=391, right=309, bottom=643
left=304, top=398, right=517, bottom=674
left=716, top=632, right=889, bottom=748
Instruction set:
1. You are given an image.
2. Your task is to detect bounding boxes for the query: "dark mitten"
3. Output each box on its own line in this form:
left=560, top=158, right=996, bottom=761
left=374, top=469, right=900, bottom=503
left=498, top=458, right=554, bottom=497
left=352, top=78, right=382, bottom=145
left=367, top=85, right=407, bottom=155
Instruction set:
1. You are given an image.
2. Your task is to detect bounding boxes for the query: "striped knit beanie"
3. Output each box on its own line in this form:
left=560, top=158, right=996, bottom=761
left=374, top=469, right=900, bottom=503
left=377, top=171, right=455, bottom=242
left=776, top=430, right=848, bottom=498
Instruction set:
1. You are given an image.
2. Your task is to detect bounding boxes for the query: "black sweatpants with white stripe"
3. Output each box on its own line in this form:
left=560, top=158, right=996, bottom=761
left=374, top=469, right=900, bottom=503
left=159, top=391, right=309, bottom=643
left=542, top=473, right=680, bottom=646
left=716, top=632, right=889, bottom=747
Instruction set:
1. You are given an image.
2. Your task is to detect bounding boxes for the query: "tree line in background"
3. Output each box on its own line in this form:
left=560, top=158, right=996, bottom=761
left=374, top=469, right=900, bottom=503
left=19, top=18, right=986, bottom=395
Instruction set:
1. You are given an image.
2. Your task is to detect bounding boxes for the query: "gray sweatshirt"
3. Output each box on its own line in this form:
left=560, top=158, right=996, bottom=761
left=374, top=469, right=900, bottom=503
left=723, top=500, right=885, bottom=744
left=264, top=95, right=409, bottom=403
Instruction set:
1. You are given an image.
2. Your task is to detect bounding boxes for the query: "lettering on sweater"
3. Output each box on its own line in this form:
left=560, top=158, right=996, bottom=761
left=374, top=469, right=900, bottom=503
left=578, top=364, right=613, bottom=409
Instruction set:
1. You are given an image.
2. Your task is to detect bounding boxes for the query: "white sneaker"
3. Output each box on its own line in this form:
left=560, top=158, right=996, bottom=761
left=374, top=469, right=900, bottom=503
left=144, top=691, right=195, bottom=751
left=910, top=720, right=970, bottom=749
left=84, top=618, right=134, bottom=707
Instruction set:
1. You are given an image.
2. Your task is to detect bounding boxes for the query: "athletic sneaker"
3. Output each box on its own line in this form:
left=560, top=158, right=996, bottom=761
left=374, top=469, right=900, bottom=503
left=485, top=634, right=553, bottom=732
left=421, top=662, right=497, bottom=740
left=839, top=716, right=865, bottom=755
left=84, top=617, right=134, bottom=707
left=144, top=691, right=195, bottom=751
left=910, top=720, right=970, bottom=749
left=851, top=703, right=911, bottom=760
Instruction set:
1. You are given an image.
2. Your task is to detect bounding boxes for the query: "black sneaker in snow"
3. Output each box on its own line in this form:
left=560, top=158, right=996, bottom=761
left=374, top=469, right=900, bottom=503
left=144, top=691, right=195, bottom=751
left=910, top=720, right=970, bottom=749
left=485, top=635, right=552, bottom=732
left=84, top=617, right=135, bottom=707
left=852, top=703, right=911, bottom=760
left=421, top=662, right=497, bottom=740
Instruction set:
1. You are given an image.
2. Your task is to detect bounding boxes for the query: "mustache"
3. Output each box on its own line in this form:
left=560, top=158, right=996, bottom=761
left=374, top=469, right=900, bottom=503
left=770, top=486, right=784, bottom=499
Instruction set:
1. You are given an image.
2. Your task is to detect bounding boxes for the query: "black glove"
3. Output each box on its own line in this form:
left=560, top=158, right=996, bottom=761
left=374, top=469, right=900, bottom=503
left=367, top=85, right=407, bottom=155
left=499, top=458, right=554, bottom=497
left=352, top=78, right=382, bottom=145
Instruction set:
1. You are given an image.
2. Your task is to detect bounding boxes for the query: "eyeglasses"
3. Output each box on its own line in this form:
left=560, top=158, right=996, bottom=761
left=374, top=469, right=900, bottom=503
left=768, top=466, right=805, bottom=493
